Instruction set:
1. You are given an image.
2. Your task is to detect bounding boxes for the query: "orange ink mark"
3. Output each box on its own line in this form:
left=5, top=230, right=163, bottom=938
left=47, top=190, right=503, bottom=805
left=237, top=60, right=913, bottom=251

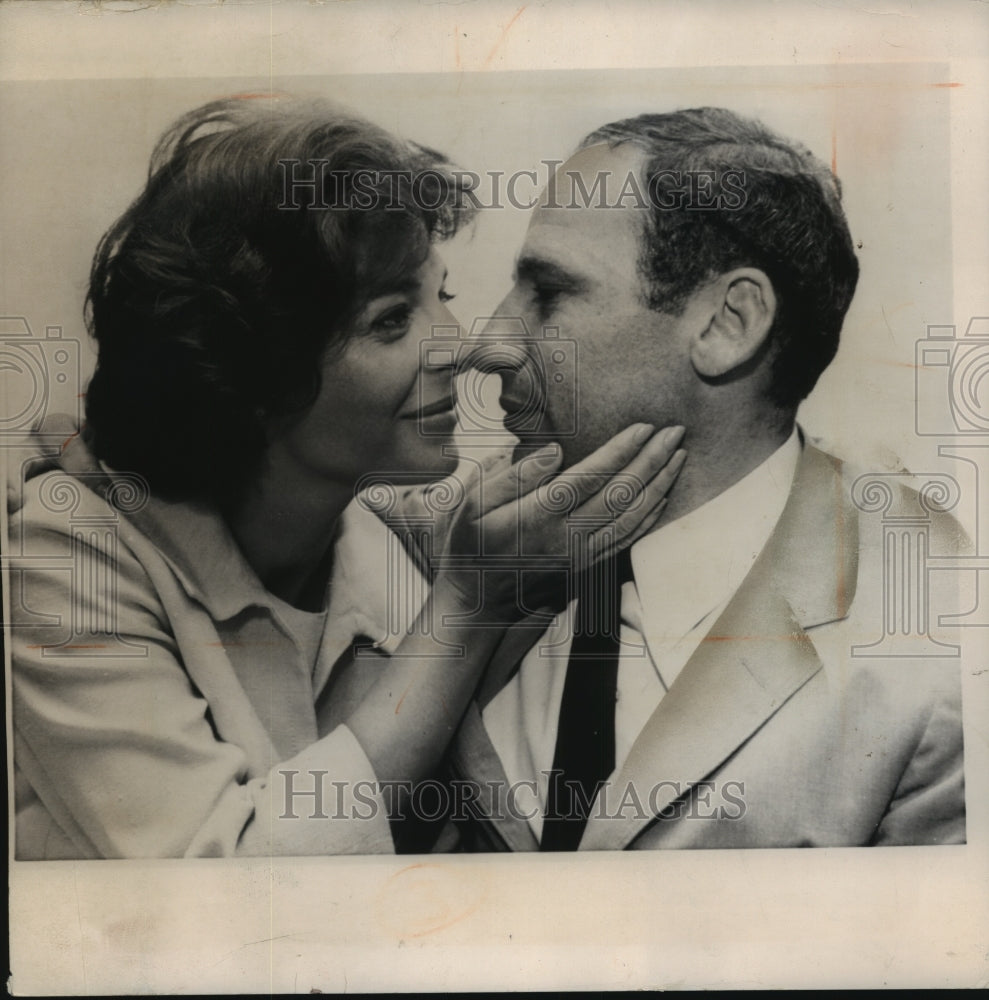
left=378, top=863, right=486, bottom=939
left=482, top=6, right=526, bottom=69
left=60, top=431, right=80, bottom=453
left=931, top=82, right=962, bottom=88
left=406, top=900, right=485, bottom=939
left=394, top=681, right=414, bottom=715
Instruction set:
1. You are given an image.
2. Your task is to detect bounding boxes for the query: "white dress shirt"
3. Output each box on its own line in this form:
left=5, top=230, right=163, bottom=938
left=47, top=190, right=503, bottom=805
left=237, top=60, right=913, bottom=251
left=482, top=429, right=802, bottom=840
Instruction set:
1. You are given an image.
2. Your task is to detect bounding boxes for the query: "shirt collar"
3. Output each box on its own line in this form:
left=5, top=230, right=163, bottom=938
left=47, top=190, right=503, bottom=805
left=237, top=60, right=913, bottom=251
left=46, top=431, right=263, bottom=622
left=126, top=476, right=429, bottom=651
left=628, top=428, right=802, bottom=683
left=54, top=429, right=429, bottom=652
left=52, top=432, right=404, bottom=637
left=322, top=499, right=429, bottom=656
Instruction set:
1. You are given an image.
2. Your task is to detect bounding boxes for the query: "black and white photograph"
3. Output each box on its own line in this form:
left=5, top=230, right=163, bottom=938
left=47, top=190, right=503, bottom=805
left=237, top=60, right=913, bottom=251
left=3, top=0, right=988, bottom=992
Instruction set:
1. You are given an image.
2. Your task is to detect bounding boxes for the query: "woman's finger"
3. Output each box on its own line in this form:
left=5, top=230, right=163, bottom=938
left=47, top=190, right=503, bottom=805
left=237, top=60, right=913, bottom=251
left=480, top=442, right=563, bottom=514
left=578, top=494, right=670, bottom=571
left=575, top=446, right=686, bottom=568
left=530, top=422, right=657, bottom=511
left=574, top=426, right=685, bottom=523
left=635, top=447, right=687, bottom=517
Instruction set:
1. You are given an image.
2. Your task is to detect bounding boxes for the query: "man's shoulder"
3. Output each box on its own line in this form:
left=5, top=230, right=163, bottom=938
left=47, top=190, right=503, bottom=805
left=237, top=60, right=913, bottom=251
left=799, top=436, right=971, bottom=556
left=778, top=437, right=968, bottom=697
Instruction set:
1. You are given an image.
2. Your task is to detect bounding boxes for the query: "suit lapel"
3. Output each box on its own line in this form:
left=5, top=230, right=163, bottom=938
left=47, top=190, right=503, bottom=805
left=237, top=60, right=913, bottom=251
left=580, top=571, right=823, bottom=849
left=581, top=440, right=859, bottom=850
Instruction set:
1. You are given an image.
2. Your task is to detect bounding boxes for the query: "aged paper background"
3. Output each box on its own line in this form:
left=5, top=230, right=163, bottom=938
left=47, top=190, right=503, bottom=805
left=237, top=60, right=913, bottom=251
left=3, top=0, right=988, bottom=992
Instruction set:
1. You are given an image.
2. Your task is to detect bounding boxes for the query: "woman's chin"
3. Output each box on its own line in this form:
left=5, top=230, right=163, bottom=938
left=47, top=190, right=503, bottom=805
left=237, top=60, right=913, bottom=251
left=392, top=443, right=461, bottom=484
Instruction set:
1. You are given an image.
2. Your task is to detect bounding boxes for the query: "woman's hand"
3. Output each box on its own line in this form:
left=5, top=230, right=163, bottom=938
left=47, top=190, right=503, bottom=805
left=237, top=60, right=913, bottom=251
left=435, top=423, right=686, bottom=618
left=345, top=422, right=685, bottom=801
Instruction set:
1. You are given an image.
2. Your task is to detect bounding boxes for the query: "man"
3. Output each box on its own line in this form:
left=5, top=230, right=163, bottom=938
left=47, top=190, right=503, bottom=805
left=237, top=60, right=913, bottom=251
left=444, top=107, right=967, bottom=851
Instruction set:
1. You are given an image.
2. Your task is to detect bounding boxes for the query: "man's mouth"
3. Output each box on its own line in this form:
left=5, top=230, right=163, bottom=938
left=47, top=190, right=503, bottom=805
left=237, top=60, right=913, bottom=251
left=500, top=393, right=533, bottom=432
left=499, top=371, right=546, bottom=432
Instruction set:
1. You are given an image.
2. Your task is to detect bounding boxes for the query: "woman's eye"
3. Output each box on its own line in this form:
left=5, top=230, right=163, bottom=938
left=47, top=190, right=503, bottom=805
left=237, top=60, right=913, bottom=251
left=439, top=289, right=456, bottom=304
left=372, top=304, right=412, bottom=337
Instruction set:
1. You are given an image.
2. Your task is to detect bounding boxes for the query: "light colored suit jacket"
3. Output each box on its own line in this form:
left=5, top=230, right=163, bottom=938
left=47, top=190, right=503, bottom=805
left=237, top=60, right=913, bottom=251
left=444, top=442, right=967, bottom=850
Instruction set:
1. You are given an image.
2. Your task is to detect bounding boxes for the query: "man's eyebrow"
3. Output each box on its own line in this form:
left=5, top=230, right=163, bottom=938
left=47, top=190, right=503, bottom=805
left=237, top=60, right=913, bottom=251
left=514, top=254, right=589, bottom=290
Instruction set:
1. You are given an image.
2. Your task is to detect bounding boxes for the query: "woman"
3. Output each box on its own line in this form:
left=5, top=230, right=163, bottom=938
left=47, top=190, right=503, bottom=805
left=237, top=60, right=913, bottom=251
left=10, top=96, right=685, bottom=858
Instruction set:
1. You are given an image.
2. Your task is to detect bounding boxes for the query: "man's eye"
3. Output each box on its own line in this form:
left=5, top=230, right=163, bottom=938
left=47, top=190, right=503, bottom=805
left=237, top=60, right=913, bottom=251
left=439, top=289, right=456, bottom=304
left=532, top=285, right=562, bottom=318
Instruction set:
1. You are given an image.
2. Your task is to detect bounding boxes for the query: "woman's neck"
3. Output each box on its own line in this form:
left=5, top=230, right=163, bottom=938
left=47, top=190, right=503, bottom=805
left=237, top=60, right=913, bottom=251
left=227, top=447, right=356, bottom=611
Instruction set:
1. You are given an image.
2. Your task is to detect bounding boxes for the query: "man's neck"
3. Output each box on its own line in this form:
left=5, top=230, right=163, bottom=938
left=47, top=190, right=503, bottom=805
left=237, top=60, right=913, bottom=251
left=660, top=419, right=795, bottom=526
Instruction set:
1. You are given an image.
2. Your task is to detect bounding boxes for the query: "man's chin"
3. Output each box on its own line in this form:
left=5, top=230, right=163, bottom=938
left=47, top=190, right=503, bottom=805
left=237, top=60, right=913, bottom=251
left=503, top=411, right=561, bottom=462
left=509, top=437, right=548, bottom=463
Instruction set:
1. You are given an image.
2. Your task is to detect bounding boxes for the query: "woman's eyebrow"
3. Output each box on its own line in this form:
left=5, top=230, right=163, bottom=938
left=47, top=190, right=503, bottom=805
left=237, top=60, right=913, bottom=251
left=365, top=274, right=422, bottom=304
left=368, top=263, right=447, bottom=306
left=390, top=274, right=423, bottom=295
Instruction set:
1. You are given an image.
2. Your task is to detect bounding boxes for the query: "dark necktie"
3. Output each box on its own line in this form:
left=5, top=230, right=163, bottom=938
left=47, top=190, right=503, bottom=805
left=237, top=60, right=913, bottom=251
left=541, top=547, right=634, bottom=851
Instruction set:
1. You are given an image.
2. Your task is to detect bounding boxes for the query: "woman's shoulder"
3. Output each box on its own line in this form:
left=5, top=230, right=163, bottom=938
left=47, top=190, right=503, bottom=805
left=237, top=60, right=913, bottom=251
left=7, top=419, right=149, bottom=547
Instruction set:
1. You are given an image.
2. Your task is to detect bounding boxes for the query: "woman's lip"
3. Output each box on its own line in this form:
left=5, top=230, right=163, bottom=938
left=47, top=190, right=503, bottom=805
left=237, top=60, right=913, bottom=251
left=415, top=408, right=458, bottom=426
left=403, top=397, right=457, bottom=419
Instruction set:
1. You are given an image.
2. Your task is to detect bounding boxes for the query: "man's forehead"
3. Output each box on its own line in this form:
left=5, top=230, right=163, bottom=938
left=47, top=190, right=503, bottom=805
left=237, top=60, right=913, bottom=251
left=522, top=143, right=648, bottom=281
left=539, top=142, right=646, bottom=210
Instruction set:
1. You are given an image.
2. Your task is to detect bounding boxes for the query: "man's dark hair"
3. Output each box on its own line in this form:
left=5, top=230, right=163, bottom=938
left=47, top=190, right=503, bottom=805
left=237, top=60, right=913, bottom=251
left=580, top=108, right=859, bottom=408
left=84, top=95, right=473, bottom=508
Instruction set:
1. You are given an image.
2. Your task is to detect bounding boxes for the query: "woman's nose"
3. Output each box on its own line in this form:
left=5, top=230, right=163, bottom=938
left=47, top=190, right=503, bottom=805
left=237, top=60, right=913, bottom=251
left=459, top=314, right=532, bottom=378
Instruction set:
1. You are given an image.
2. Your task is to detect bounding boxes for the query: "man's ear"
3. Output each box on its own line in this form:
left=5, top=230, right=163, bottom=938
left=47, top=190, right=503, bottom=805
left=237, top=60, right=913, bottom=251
left=689, top=268, right=776, bottom=378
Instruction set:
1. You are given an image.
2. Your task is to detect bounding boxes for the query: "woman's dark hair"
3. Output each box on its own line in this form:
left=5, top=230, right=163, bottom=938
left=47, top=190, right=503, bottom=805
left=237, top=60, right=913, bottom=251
left=581, top=108, right=860, bottom=409
left=84, top=95, right=473, bottom=508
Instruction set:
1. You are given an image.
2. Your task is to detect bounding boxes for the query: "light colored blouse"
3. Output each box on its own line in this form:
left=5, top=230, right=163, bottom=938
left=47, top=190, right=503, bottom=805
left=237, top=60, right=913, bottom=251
left=10, top=426, right=426, bottom=859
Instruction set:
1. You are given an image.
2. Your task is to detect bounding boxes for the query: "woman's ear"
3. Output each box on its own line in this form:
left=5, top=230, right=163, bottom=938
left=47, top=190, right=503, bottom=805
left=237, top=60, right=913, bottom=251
left=689, top=268, right=776, bottom=378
